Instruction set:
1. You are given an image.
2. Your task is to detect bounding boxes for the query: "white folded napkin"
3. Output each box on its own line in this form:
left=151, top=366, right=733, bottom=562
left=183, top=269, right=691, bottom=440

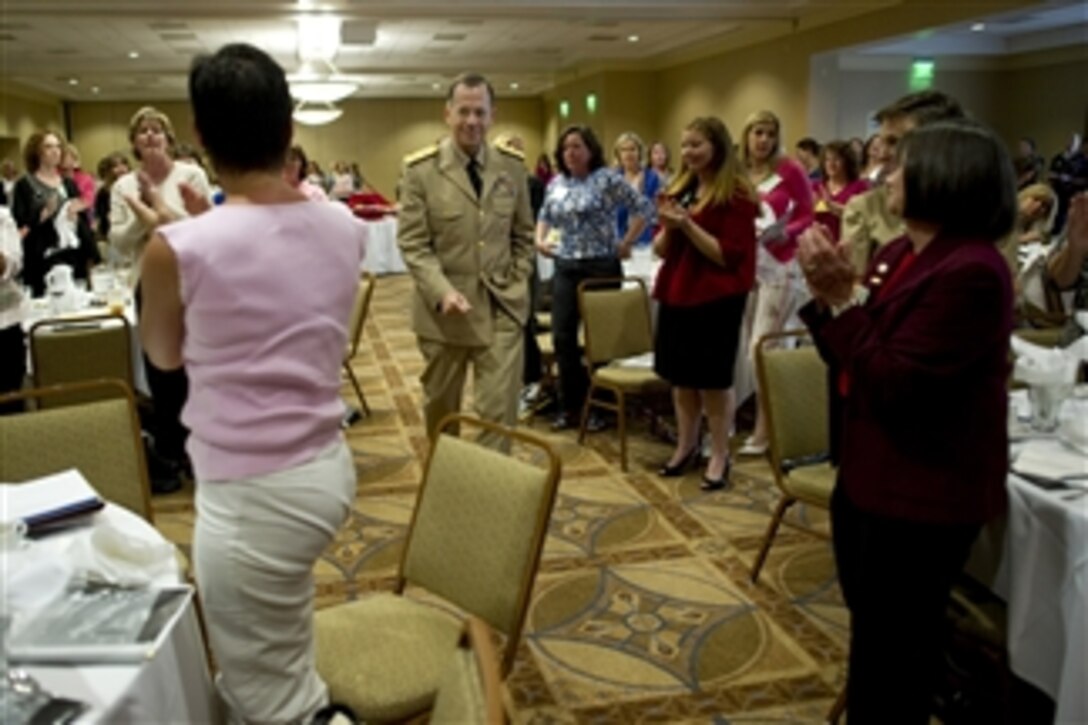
left=66, top=506, right=178, bottom=587
left=1013, top=438, right=1088, bottom=488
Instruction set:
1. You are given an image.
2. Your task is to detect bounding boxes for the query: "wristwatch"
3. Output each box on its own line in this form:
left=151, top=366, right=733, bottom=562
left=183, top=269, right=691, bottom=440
left=830, top=285, right=869, bottom=318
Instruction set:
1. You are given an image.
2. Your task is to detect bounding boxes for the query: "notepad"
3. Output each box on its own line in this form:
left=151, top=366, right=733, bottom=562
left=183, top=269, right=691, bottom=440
left=0, top=469, right=105, bottom=532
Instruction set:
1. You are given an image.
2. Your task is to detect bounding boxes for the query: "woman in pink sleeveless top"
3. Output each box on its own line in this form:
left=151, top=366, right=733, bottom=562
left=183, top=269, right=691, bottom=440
left=140, top=44, right=365, bottom=724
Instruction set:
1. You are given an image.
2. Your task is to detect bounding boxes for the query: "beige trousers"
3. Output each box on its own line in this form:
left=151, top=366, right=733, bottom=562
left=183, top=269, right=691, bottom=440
left=417, top=309, right=523, bottom=450
left=193, top=438, right=356, bottom=724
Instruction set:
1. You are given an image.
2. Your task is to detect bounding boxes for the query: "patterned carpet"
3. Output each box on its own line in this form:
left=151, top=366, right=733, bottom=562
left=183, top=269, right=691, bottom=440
left=153, top=273, right=848, bottom=723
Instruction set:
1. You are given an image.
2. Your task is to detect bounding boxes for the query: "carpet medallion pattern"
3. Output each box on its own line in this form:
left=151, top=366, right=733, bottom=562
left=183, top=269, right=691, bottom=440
left=153, top=274, right=847, bottom=723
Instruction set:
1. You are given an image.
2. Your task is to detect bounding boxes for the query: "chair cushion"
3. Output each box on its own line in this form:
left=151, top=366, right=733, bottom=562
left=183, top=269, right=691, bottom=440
left=315, top=593, right=462, bottom=722
left=784, top=462, right=836, bottom=506
left=594, top=365, right=669, bottom=392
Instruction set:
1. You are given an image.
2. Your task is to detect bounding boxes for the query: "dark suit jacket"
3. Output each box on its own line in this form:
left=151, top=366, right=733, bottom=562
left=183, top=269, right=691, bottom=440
left=800, top=234, right=1012, bottom=525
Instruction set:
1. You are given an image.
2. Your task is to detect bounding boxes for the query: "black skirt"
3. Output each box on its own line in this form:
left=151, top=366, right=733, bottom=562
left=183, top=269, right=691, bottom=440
left=654, top=294, right=747, bottom=389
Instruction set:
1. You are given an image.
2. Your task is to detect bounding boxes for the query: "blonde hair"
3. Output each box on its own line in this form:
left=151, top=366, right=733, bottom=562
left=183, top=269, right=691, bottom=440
left=665, top=116, right=756, bottom=213
left=740, top=110, right=781, bottom=168
left=613, top=131, right=645, bottom=167
left=128, top=106, right=176, bottom=159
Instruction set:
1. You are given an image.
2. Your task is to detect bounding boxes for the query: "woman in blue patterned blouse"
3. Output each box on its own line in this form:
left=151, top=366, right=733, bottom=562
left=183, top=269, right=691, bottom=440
left=536, top=125, right=656, bottom=430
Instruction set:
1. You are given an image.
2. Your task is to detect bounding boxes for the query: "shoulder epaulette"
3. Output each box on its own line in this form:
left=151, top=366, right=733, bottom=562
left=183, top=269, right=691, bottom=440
left=404, top=144, right=439, bottom=167
left=495, top=141, right=525, bottom=161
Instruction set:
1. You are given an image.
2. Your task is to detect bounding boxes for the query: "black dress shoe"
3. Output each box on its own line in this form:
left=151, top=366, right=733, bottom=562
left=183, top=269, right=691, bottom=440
left=658, top=446, right=700, bottom=477
left=700, top=460, right=732, bottom=491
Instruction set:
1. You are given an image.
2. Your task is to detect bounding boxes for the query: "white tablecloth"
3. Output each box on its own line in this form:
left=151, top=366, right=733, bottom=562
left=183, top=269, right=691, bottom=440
left=360, top=217, right=406, bottom=275
left=6, top=504, right=219, bottom=723
left=991, top=474, right=1088, bottom=724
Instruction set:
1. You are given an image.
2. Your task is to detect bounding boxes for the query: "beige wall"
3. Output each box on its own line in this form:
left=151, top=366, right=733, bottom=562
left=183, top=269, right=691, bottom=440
left=67, top=96, right=544, bottom=196
left=0, top=88, right=63, bottom=168
left=994, top=48, right=1088, bottom=159
left=654, top=0, right=1041, bottom=155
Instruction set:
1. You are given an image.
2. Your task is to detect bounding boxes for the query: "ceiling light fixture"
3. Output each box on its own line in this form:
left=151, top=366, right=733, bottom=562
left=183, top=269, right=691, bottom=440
left=128, top=51, right=140, bottom=59
left=91, top=86, right=100, bottom=94
left=970, top=22, right=986, bottom=32
left=292, top=100, right=343, bottom=126
left=627, top=34, right=640, bottom=42
left=297, top=15, right=341, bottom=63
left=509, top=82, right=519, bottom=90
left=67, top=78, right=79, bottom=86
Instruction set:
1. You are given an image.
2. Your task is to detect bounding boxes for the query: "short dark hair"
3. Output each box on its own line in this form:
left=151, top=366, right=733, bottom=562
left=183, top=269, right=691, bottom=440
left=554, top=125, right=606, bottom=177
left=96, top=151, right=129, bottom=181
left=822, top=140, right=860, bottom=182
left=446, top=72, right=495, bottom=104
left=189, top=43, right=293, bottom=175
left=875, top=90, right=965, bottom=128
left=796, top=137, right=821, bottom=156
left=900, top=120, right=1016, bottom=241
left=23, top=130, right=64, bottom=173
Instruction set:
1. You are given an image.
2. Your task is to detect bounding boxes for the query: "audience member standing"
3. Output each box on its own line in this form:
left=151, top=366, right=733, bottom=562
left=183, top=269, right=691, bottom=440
left=11, top=130, right=99, bottom=296
left=397, top=72, right=535, bottom=449
left=653, top=117, right=757, bottom=491
left=110, top=106, right=212, bottom=491
left=535, top=125, right=654, bottom=431
left=799, top=119, right=1014, bottom=725
left=813, top=140, right=869, bottom=242
left=734, top=110, right=814, bottom=457
left=140, top=43, right=363, bottom=724
left=0, top=208, right=24, bottom=414
left=840, top=91, right=964, bottom=274
left=614, top=132, right=661, bottom=248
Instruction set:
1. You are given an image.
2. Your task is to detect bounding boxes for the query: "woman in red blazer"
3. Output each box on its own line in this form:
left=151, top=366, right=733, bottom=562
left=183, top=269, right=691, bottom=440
left=798, top=120, right=1015, bottom=724
left=653, top=116, right=758, bottom=490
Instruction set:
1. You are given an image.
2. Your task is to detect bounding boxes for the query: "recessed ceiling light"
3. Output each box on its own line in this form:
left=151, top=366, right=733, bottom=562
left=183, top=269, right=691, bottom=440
left=627, top=34, right=640, bottom=43
left=509, top=82, right=519, bottom=90
left=432, top=82, right=441, bottom=90
left=128, top=50, right=140, bottom=59
left=67, top=78, right=78, bottom=86
left=91, top=86, right=100, bottom=94
left=970, top=23, right=986, bottom=32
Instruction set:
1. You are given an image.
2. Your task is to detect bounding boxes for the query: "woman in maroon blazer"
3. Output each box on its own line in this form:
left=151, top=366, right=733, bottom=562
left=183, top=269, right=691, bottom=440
left=798, top=120, right=1015, bottom=724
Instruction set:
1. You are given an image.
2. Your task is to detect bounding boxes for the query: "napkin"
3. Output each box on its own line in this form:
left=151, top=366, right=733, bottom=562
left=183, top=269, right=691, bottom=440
left=66, top=506, right=178, bottom=586
left=1, top=547, right=74, bottom=615
left=1010, top=334, right=1088, bottom=385
left=1013, top=438, right=1088, bottom=488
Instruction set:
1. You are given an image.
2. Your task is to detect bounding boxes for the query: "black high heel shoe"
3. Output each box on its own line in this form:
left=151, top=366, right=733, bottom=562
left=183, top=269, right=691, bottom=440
left=700, top=459, right=732, bottom=491
left=658, top=446, right=701, bottom=477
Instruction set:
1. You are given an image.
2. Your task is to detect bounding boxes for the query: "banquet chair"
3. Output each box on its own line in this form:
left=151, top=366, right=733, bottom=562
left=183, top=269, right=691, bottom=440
left=0, top=380, right=152, bottom=522
left=750, top=330, right=836, bottom=583
left=343, top=272, right=376, bottom=417
left=577, top=278, right=669, bottom=471
left=314, top=414, right=561, bottom=722
left=29, top=314, right=134, bottom=408
left=430, top=616, right=507, bottom=725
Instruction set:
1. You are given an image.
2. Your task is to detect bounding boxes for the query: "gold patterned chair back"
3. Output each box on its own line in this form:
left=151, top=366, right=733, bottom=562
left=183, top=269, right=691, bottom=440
left=30, top=315, right=133, bottom=408
left=399, top=414, right=561, bottom=672
left=0, top=381, right=152, bottom=521
left=757, top=331, right=830, bottom=468
left=578, top=278, right=653, bottom=365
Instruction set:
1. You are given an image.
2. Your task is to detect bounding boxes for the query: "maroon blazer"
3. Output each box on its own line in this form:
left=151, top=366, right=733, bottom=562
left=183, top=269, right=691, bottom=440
left=800, top=234, right=1012, bottom=525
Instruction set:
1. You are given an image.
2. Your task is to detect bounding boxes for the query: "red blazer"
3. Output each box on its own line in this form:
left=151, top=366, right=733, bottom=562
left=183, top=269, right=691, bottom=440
left=800, top=234, right=1012, bottom=525
left=653, top=194, right=758, bottom=307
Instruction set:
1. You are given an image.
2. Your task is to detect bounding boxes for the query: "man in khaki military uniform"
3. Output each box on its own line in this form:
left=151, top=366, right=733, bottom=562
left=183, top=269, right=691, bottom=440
left=397, top=72, right=535, bottom=449
left=841, top=91, right=964, bottom=274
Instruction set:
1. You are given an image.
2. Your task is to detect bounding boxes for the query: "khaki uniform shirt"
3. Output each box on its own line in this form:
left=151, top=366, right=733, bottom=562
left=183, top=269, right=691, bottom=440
left=397, top=137, right=535, bottom=347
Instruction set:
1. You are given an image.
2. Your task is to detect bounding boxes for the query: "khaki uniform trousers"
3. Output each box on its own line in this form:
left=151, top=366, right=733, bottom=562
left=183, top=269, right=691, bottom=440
left=418, top=308, right=523, bottom=450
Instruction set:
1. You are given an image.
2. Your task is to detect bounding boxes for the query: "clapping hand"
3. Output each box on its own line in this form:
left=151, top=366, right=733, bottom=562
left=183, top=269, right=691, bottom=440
left=179, top=182, right=211, bottom=217
left=656, top=196, right=688, bottom=231
left=798, top=223, right=855, bottom=307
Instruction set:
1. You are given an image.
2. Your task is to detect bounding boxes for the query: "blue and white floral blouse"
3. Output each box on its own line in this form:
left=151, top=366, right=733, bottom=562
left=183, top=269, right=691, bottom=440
left=539, top=167, right=656, bottom=260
